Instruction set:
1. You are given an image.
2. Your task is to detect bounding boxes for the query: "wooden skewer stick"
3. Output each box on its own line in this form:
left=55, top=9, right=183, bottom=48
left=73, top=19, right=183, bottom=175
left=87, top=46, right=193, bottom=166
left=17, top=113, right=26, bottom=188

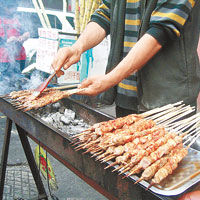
left=70, top=131, right=92, bottom=139
left=100, top=155, right=115, bottom=163
left=104, top=161, right=118, bottom=169
left=112, top=165, right=125, bottom=172
left=172, top=114, right=200, bottom=134
left=147, top=105, right=184, bottom=121
left=156, top=106, right=194, bottom=126
left=142, top=101, right=183, bottom=117
left=168, top=112, right=200, bottom=129
left=184, top=130, right=200, bottom=147
left=90, top=151, right=104, bottom=158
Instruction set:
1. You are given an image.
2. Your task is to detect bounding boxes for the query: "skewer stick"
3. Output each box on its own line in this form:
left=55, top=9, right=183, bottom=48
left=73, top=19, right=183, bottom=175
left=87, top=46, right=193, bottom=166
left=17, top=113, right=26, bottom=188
left=112, top=165, right=125, bottom=172
left=146, top=182, right=154, bottom=190
left=172, top=114, right=200, bottom=133
left=90, top=151, right=104, bottom=158
left=165, top=106, right=195, bottom=124
left=168, top=112, right=200, bottom=129
left=185, top=130, right=200, bottom=147
left=100, top=155, right=115, bottom=163
left=146, top=105, right=184, bottom=121
left=156, top=106, right=194, bottom=126
left=134, top=177, right=143, bottom=184
left=104, top=161, right=118, bottom=169
left=183, top=128, right=198, bottom=140
left=119, top=166, right=131, bottom=175
left=142, top=101, right=183, bottom=117
left=70, top=131, right=92, bottom=138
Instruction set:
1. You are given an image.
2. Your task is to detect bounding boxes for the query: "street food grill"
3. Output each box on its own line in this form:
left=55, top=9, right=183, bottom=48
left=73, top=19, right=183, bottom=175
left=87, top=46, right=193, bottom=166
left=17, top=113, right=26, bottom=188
left=1, top=93, right=200, bottom=198
left=71, top=102, right=200, bottom=191
left=2, top=87, right=84, bottom=111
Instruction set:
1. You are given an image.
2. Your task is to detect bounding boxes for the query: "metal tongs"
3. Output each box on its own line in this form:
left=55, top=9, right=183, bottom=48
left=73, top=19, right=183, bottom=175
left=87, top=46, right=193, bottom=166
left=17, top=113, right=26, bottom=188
left=30, top=71, right=57, bottom=99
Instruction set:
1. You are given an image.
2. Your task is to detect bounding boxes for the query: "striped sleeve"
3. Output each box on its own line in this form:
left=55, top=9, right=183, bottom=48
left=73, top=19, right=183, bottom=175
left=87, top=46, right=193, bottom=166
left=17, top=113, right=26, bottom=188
left=90, top=0, right=111, bottom=35
left=149, top=0, right=196, bottom=39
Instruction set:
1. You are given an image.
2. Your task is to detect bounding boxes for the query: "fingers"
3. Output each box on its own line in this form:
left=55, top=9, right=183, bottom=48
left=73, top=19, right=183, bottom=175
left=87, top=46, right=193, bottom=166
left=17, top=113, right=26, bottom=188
left=52, top=47, right=70, bottom=71
left=56, top=70, right=64, bottom=77
left=78, top=78, right=100, bottom=96
left=80, top=78, right=93, bottom=88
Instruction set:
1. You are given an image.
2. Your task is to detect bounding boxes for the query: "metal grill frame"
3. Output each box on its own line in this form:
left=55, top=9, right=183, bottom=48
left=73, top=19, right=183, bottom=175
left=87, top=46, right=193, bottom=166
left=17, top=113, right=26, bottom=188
left=1, top=97, right=198, bottom=200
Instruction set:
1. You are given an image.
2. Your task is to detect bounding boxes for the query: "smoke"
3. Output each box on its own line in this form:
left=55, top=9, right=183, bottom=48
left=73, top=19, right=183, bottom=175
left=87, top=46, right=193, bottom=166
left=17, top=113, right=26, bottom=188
left=22, top=71, right=44, bottom=90
left=0, top=68, right=45, bottom=95
left=0, top=1, right=47, bottom=95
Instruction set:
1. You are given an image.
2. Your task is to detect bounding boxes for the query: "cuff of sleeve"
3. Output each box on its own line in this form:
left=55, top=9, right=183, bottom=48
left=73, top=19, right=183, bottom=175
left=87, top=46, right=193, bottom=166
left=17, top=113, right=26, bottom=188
left=146, top=26, right=167, bottom=46
left=90, top=16, right=110, bottom=35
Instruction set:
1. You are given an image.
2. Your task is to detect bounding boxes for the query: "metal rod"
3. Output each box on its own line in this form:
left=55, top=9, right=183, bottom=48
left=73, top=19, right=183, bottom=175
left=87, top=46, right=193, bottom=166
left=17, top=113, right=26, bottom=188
left=0, top=118, right=12, bottom=200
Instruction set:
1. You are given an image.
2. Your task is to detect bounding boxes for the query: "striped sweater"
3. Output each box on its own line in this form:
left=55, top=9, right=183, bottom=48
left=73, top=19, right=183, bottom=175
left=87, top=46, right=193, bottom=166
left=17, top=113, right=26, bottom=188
left=91, top=0, right=197, bottom=111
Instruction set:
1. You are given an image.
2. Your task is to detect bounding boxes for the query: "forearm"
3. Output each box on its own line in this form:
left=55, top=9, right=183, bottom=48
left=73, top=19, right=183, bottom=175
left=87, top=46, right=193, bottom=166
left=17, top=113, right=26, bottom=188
left=21, top=32, right=30, bottom=41
left=73, top=22, right=107, bottom=54
left=73, top=22, right=106, bottom=53
left=105, top=33, right=162, bottom=87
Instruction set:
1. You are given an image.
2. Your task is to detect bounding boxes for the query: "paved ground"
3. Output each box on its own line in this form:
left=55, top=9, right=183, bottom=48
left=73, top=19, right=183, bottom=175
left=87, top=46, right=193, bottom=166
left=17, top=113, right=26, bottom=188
left=0, top=105, right=116, bottom=200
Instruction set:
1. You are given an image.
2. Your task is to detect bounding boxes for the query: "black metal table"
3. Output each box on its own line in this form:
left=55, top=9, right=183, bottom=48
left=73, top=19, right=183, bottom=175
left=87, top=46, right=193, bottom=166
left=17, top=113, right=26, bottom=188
left=0, top=97, right=198, bottom=200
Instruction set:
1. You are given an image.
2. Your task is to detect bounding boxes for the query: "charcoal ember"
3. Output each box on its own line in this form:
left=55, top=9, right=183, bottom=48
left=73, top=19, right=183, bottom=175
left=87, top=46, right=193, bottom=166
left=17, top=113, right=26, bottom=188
left=52, top=102, right=60, bottom=110
left=61, top=126, right=71, bottom=134
left=77, top=120, right=89, bottom=128
left=67, top=125, right=85, bottom=135
left=72, top=126, right=86, bottom=133
left=58, top=106, right=65, bottom=114
left=51, top=119, right=64, bottom=129
left=34, top=103, right=89, bottom=136
left=60, top=116, right=71, bottom=125
left=64, top=109, right=75, bottom=120
left=41, top=116, right=54, bottom=125
left=43, top=105, right=53, bottom=114
left=51, top=112, right=63, bottom=122
left=72, top=119, right=79, bottom=126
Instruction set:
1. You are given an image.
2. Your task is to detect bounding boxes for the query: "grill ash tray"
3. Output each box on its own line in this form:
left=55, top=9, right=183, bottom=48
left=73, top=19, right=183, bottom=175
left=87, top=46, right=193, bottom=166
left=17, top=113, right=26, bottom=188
left=106, top=147, right=200, bottom=196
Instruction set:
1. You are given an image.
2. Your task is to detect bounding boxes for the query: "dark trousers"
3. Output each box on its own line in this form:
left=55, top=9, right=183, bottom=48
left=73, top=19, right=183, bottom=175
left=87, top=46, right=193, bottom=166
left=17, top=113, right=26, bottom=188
left=116, top=106, right=138, bottom=118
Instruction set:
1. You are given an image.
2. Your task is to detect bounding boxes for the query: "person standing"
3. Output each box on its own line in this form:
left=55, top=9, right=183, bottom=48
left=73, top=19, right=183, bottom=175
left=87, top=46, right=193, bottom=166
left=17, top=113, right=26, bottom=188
left=52, top=0, right=200, bottom=118
left=0, top=0, right=29, bottom=87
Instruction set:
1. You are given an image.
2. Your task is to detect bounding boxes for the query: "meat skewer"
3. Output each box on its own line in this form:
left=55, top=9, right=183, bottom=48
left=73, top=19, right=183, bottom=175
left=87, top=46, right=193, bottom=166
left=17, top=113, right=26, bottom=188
left=134, top=143, right=183, bottom=184
left=6, top=88, right=85, bottom=111
left=74, top=119, right=156, bottom=153
left=100, top=126, right=166, bottom=163
left=71, top=101, right=186, bottom=141
left=72, top=114, right=143, bottom=140
left=123, top=132, right=185, bottom=178
left=118, top=131, right=177, bottom=175
left=149, top=146, right=188, bottom=188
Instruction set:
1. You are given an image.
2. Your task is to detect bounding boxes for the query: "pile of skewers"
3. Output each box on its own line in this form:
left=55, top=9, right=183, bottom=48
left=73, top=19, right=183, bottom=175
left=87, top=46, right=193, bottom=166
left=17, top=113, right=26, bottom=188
left=1, top=88, right=84, bottom=111
left=71, top=102, right=200, bottom=188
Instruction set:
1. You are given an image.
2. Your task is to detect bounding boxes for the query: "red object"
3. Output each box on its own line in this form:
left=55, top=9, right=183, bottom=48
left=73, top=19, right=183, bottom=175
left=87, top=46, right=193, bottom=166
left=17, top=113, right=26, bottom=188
left=178, top=191, right=200, bottom=200
left=0, top=17, right=26, bottom=62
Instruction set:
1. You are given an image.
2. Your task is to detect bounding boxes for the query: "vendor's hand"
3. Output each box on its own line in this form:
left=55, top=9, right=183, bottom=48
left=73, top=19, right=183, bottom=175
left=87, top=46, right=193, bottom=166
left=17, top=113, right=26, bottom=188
left=52, top=46, right=82, bottom=77
left=18, top=32, right=30, bottom=43
left=7, top=36, right=18, bottom=43
left=77, top=75, right=111, bottom=96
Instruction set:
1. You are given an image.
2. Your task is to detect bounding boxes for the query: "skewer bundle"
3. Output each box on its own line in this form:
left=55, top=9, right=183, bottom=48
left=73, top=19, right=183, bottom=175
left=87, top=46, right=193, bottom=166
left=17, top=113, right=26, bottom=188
left=1, top=88, right=84, bottom=111
left=71, top=102, right=200, bottom=188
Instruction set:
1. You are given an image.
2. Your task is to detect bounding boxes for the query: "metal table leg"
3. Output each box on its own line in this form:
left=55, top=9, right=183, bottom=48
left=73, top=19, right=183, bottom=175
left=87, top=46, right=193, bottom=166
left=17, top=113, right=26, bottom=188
left=0, top=117, right=12, bottom=200
left=15, top=124, right=48, bottom=200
